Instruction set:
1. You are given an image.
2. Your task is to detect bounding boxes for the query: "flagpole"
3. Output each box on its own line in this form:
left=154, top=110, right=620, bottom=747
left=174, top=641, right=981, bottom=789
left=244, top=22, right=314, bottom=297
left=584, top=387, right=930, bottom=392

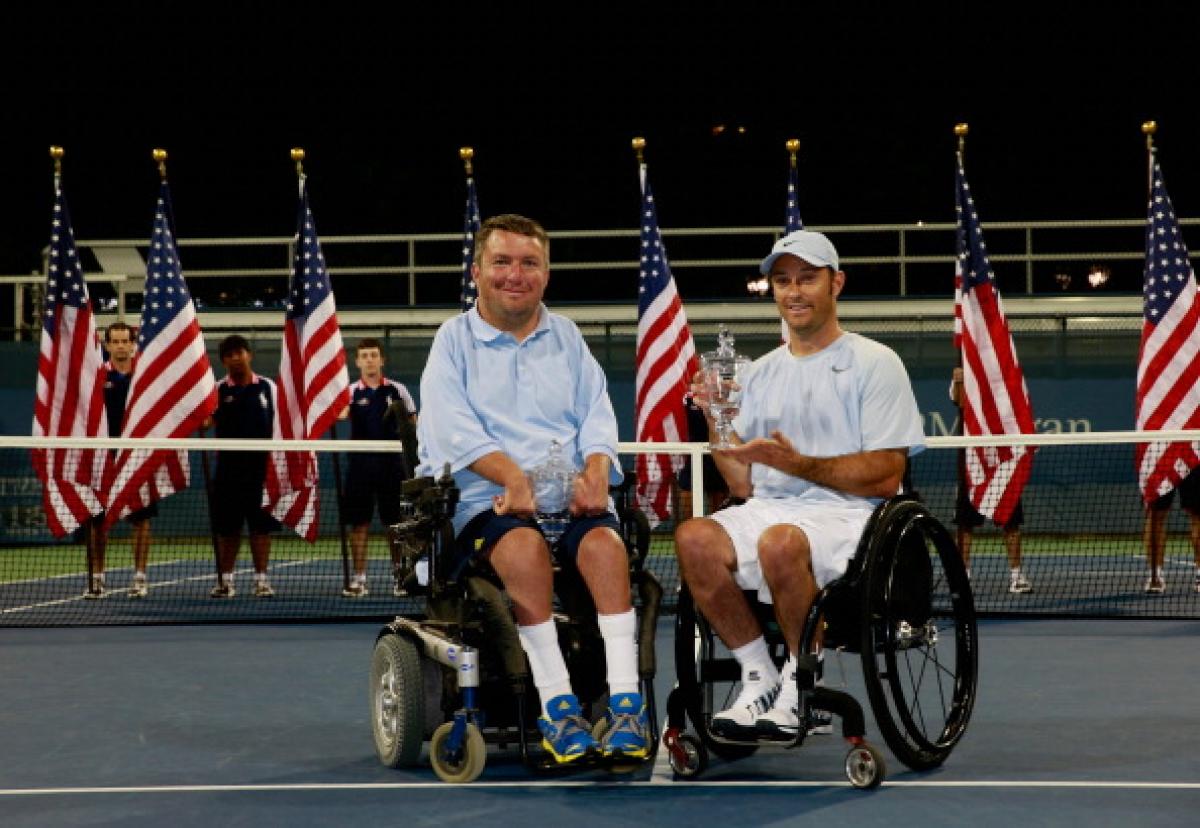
left=54, top=145, right=101, bottom=587
left=152, top=145, right=222, bottom=582
left=1143, top=120, right=1157, bottom=198
left=953, top=124, right=969, bottom=522
left=293, top=147, right=352, bottom=589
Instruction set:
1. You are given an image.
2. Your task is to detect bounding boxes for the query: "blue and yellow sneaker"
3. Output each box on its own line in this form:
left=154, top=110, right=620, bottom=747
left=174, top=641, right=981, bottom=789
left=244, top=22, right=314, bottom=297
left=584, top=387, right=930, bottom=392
left=599, top=692, right=648, bottom=759
left=537, top=694, right=598, bottom=764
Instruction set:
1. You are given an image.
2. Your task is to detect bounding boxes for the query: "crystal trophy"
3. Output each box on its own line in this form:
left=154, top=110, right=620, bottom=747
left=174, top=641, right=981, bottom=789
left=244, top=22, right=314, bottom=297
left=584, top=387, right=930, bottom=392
left=527, top=439, right=578, bottom=543
left=699, top=325, right=752, bottom=450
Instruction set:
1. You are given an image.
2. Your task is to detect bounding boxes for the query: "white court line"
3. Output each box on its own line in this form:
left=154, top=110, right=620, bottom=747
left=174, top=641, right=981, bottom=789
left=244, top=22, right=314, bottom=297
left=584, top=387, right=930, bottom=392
left=0, top=559, right=315, bottom=615
left=2, top=780, right=1200, bottom=796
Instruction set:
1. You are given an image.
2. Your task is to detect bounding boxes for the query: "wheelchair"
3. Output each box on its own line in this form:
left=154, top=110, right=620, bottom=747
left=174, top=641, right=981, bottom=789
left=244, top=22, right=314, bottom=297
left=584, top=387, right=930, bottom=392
left=369, top=464, right=661, bottom=783
left=663, top=493, right=978, bottom=788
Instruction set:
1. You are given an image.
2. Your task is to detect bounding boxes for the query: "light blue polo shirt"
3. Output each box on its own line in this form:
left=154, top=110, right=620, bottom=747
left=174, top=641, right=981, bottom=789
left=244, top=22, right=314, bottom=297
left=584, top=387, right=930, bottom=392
left=732, top=332, right=925, bottom=506
left=417, top=304, right=622, bottom=532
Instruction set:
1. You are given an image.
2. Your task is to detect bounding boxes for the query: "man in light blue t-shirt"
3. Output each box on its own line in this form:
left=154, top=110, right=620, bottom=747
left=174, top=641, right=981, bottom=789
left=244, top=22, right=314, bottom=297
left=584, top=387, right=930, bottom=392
left=417, top=214, right=647, bottom=766
left=675, top=230, right=925, bottom=742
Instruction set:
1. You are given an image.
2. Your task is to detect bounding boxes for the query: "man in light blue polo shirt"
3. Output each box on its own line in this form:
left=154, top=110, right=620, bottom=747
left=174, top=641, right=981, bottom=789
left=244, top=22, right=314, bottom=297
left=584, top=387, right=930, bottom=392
left=675, top=230, right=925, bottom=742
left=417, top=214, right=646, bottom=765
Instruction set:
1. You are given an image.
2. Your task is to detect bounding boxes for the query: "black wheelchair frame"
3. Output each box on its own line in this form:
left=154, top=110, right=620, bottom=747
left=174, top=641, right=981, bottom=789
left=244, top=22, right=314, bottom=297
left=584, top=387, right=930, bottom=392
left=369, top=465, right=662, bottom=783
left=664, top=494, right=979, bottom=788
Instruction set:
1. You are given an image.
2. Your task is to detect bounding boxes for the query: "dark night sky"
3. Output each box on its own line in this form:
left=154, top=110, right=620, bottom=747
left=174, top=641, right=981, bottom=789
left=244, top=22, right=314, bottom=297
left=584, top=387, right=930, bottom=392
left=2, top=2, right=1199, bottom=290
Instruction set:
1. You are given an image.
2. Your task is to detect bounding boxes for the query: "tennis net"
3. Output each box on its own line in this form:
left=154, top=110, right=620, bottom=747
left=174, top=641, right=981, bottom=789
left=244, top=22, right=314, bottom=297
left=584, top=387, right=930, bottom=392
left=2, top=432, right=1199, bottom=625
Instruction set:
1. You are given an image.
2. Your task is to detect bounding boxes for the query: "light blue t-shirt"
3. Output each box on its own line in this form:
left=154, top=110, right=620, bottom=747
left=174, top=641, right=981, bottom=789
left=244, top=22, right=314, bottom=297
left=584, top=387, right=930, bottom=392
left=417, top=305, right=622, bottom=532
left=731, top=332, right=925, bottom=507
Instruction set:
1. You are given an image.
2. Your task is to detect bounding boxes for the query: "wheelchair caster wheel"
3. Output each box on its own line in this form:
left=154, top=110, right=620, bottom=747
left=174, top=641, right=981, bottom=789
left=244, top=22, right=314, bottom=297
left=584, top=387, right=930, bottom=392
left=430, top=722, right=486, bottom=783
left=844, top=741, right=886, bottom=789
left=667, top=733, right=707, bottom=779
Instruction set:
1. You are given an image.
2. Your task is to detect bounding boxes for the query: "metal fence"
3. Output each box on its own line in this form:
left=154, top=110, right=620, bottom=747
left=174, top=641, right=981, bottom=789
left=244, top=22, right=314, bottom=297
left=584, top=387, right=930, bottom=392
left=0, top=217, right=1175, bottom=338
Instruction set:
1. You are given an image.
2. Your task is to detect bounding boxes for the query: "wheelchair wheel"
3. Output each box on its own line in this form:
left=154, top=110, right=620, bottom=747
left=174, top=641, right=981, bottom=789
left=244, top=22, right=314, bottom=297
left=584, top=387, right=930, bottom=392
left=860, top=500, right=978, bottom=771
left=667, top=733, right=708, bottom=779
left=371, top=634, right=427, bottom=768
left=844, top=741, right=886, bottom=789
left=430, top=721, right=487, bottom=783
left=673, top=588, right=757, bottom=761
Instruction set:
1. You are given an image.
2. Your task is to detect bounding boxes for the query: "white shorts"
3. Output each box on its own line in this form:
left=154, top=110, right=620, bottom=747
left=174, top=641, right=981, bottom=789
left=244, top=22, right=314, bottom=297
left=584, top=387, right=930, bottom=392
left=707, top=497, right=875, bottom=604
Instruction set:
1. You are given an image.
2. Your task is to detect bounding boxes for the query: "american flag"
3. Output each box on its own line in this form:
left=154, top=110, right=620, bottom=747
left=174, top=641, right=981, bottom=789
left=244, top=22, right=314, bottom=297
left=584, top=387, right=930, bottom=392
left=635, top=162, right=698, bottom=522
left=781, top=154, right=803, bottom=341
left=31, top=172, right=108, bottom=537
left=264, top=175, right=350, bottom=541
left=954, top=160, right=1035, bottom=524
left=103, top=181, right=217, bottom=526
left=460, top=174, right=480, bottom=311
left=1134, top=152, right=1200, bottom=502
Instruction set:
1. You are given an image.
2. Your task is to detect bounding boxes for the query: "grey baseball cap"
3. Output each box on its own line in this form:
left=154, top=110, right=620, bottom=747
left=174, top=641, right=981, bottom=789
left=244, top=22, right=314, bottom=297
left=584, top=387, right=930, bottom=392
left=759, top=230, right=840, bottom=274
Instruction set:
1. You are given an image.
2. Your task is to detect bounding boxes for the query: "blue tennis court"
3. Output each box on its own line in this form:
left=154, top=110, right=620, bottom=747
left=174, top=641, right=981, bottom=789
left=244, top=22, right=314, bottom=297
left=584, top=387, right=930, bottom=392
left=2, top=617, right=1197, bottom=827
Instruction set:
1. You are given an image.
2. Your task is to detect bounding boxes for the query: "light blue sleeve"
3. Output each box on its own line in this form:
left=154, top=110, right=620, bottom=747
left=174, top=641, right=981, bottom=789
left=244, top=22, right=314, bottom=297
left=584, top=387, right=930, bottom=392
left=415, top=324, right=504, bottom=476
left=859, top=347, right=926, bottom=455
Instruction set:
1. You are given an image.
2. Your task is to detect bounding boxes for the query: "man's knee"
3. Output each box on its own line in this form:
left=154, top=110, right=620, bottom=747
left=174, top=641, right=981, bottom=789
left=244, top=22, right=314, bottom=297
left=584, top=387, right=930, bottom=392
left=675, top=518, right=728, bottom=569
left=576, top=526, right=628, bottom=570
left=489, top=527, right=552, bottom=577
left=757, top=523, right=810, bottom=579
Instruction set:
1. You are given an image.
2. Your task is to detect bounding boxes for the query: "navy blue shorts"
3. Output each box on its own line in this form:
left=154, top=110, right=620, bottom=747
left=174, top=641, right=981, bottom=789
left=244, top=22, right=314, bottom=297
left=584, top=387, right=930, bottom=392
left=211, top=478, right=280, bottom=536
left=449, top=509, right=621, bottom=581
left=342, top=469, right=403, bottom=526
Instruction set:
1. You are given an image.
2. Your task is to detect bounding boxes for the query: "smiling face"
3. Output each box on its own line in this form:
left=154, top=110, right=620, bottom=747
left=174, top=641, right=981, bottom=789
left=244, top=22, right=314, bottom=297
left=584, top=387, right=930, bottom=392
left=472, top=228, right=549, bottom=338
left=770, top=253, right=845, bottom=350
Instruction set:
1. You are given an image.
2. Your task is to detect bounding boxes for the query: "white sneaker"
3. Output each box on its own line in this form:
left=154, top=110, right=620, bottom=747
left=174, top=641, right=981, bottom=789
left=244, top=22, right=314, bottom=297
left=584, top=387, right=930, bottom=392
left=1144, top=574, right=1165, bottom=594
left=1009, top=572, right=1032, bottom=594
left=711, top=665, right=780, bottom=737
left=756, top=683, right=800, bottom=740
left=128, top=575, right=148, bottom=599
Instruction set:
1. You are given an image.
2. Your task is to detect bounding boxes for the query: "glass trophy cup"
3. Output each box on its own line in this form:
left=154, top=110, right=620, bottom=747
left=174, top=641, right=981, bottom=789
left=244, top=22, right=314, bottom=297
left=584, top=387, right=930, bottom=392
left=527, top=439, right=578, bottom=543
left=700, top=325, right=752, bottom=450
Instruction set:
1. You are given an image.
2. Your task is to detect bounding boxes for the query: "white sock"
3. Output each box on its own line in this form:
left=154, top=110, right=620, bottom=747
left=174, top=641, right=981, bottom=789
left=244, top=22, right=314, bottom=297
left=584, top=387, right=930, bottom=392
left=1010, top=568, right=1022, bottom=580
left=731, top=637, right=777, bottom=685
left=221, top=572, right=234, bottom=586
left=777, top=653, right=799, bottom=705
left=597, top=609, right=639, bottom=696
left=134, top=571, right=146, bottom=580
left=518, top=619, right=573, bottom=715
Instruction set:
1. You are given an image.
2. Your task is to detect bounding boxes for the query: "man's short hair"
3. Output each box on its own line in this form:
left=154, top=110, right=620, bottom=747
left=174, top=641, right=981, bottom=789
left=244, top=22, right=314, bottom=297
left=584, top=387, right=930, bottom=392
left=356, top=337, right=384, bottom=355
left=219, top=334, right=252, bottom=359
left=104, top=321, right=134, bottom=343
left=474, top=214, right=550, bottom=266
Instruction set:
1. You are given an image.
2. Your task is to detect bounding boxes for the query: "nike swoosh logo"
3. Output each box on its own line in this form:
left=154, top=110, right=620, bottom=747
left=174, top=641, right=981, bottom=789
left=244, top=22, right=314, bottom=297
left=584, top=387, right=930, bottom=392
left=832, top=366, right=851, bottom=373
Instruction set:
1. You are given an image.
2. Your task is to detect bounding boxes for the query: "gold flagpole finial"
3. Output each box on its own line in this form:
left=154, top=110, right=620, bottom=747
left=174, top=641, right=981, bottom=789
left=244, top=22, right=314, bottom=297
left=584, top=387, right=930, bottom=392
left=632, top=136, right=646, bottom=165
left=152, top=148, right=168, bottom=180
left=1142, top=120, right=1157, bottom=151
left=290, top=147, right=306, bottom=177
left=49, top=145, right=64, bottom=175
left=460, top=146, right=474, bottom=176
left=786, top=138, right=800, bottom=168
left=954, top=123, right=969, bottom=161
